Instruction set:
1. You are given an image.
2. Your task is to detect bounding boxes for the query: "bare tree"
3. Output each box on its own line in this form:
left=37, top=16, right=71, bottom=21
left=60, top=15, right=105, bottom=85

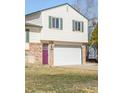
left=85, top=0, right=95, bottom=18
left=72, top=0, right=96, bottom=19
left=72, top=0, right=81, bottom=12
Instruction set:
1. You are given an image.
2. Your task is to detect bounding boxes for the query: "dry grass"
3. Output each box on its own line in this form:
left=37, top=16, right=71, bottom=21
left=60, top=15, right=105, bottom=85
left=25, top=63, right=98, bottom=93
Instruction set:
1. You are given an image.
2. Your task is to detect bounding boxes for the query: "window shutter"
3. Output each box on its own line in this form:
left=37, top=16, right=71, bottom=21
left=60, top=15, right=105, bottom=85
left=80, top=22, right=82, bottom=32
left=60, top=18, right=63, bottom=30
left=72, top=20, right=75, bottom=31
left=81, top=22, right=84, bottom=32
left=82, top=22, right=84, bottom=32
left=26, top=31, right=29, bottom=43
left=49, top=16, right=51, bottom=28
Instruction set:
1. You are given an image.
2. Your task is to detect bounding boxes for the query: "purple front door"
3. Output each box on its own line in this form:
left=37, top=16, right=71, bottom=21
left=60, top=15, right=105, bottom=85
left=43, top=44, right=48, bottom=64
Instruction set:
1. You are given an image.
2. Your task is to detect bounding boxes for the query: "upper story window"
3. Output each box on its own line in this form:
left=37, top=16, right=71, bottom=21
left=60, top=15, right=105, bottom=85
left=25, top=29, right=29, bottom=43
left=49, top=16, right=63, bottom=30
left=72, top=20, right=84, bottom=32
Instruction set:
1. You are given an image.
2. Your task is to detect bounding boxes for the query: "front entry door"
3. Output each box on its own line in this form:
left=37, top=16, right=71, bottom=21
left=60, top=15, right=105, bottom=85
left=43, top=44, right=48, bottom=64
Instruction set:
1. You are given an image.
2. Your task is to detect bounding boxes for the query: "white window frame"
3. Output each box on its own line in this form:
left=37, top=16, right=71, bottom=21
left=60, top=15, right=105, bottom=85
left=73, top=20, right=83, bottom=32
left=51, top=17, right=60, bottom=29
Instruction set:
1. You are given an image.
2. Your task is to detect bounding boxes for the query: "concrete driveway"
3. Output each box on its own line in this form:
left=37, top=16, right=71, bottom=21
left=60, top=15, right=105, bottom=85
left=58, top=63, right=98, bottom=71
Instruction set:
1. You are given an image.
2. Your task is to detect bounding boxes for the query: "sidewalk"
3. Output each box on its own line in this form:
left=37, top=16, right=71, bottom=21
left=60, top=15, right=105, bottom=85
left=58, top=63, right=98, bottom=71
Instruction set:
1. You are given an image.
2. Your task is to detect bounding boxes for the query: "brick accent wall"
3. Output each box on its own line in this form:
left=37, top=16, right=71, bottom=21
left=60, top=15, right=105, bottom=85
left=25, top=50, right=30, bottom=63
left=29, top=43, right=42, bottom=63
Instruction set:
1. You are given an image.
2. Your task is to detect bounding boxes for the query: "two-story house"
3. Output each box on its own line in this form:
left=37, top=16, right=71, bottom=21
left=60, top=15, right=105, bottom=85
left=25, top=3, right=88, bottom=66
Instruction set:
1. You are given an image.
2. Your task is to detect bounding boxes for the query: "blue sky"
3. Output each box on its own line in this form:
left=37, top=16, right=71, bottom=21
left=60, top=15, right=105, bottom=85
left=25, top=0, right=98, bottom=19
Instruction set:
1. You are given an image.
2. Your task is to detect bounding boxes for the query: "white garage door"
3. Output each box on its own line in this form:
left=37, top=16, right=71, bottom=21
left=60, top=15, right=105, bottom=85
left=54, top=45, right=82, bottom=66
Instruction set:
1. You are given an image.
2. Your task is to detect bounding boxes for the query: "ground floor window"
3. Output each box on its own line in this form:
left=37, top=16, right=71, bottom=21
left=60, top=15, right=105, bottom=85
left=26, top=29, right=29, bottom=43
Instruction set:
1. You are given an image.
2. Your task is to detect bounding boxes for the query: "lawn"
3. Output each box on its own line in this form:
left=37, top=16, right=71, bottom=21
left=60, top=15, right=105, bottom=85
left=25, top=64, right=98, bottom=93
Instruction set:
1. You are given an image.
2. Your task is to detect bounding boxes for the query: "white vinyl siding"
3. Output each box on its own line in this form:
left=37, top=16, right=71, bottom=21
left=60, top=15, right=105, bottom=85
left=25, top=26, right=41, bottom=43
left=29, top=32, right=40, bottom=43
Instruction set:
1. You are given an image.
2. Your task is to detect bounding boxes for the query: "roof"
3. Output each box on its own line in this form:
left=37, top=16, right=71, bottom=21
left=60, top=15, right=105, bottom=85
left=25, top=23, right=42, bottom=28
left=25, top=3, right=88, bottom=20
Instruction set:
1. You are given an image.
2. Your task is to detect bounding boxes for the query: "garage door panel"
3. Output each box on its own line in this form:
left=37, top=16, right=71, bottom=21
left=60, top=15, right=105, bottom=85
left=54, top=46, right=82, bottom=66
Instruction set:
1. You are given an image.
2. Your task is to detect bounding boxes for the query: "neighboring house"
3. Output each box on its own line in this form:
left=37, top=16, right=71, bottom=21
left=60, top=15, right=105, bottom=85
left=87, top=45, right=98, bottom=62
left=25, top=3, right=88, bottom=66
left=87, top=17, right=98, bottom=62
